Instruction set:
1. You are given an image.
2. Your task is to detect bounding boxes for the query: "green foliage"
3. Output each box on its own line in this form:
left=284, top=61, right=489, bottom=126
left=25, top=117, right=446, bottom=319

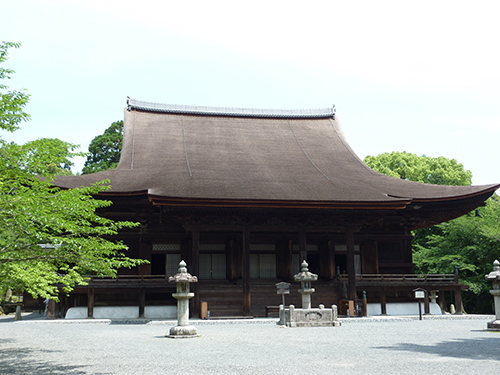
left=0, top=43, right=147, bottom=302
left=365, top=151, right=498, bottom=313
left=82, top=120, right=123, bottom=174
left=0, top=42, right=30, bottom=132
left=413, top=197, right=500, bottom=312
left=364, top=151, right=472, bottom=185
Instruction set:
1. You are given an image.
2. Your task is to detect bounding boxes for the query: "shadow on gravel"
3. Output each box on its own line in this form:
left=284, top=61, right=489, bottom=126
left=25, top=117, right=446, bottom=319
left=0, top=339, right=108, bottom=375
left=375, top=337, right=500, bottom=361
left=0, top=312, right=45, bottom=323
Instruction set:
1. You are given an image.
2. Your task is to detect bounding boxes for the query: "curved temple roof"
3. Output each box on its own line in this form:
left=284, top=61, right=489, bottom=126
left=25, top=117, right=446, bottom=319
left=56, top=99, right=499, bottom=212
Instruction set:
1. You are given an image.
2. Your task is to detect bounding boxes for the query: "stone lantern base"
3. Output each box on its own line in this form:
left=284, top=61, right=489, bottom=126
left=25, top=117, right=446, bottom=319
left=278, top=304, right=342, bottom=327
left=487, top=320, right=500, bottom=331
left=166, top=325, right=200, bottom=339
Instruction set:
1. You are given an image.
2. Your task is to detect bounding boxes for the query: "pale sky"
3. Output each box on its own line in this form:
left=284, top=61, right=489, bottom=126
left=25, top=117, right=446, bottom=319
left=2, top=0, right=499, bottom=185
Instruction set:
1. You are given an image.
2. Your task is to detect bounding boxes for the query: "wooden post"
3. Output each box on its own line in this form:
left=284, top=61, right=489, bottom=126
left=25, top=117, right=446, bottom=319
left=138, top=288, right=146, bottom=318
left=319, top=240, right=335, bottom=280
left=190, top=227, right=200, bottom=317
left=454, top=266, right=463, bottom=315
left=87, top=288, right=94, bottom=319
left=346, top=226, right=357, bottom=301
left=438, top=290, right=446, bottom=314
left=424, top=289, right=430, bottom=314
left=380, top=287, right=387, bottom=315
left=454, top=288, right=463, bottom=315
left=242, top=225, right=251, bottom=316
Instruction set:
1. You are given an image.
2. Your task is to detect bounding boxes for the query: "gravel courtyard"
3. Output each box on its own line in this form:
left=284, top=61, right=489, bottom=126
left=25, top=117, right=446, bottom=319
left=1, top=314, right=499, bottom=375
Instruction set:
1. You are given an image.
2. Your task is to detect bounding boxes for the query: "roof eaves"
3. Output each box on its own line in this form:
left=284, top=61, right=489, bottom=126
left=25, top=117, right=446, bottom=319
left=127, top=98, right=336, bottom=119
left=147, top=195, right=412, bottom=210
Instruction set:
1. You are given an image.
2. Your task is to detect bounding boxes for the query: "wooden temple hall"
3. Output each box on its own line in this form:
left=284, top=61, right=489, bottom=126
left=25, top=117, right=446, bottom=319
left=55, top=98, right=499, bottom=318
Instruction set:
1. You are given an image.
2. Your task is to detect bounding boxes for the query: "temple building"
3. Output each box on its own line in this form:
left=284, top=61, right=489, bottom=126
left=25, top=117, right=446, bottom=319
left=54, top=98, right=499, bottom=318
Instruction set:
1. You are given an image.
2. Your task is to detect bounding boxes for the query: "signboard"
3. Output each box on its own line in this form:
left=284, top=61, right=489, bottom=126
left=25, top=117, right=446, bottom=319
left=276, top=282, right=291, bottom=295
left=414, top=290, right=425, bottom=299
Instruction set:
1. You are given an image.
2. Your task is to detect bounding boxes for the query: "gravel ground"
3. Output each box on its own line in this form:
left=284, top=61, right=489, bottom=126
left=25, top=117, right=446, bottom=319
left=1, top=313, right=499, bottom=375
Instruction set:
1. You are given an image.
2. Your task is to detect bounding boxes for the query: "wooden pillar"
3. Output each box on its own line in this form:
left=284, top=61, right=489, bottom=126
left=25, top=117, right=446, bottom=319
left=276, top=239, right=292, bottom=280
left=227, top=239, right=242, bottom=281
left=190, top=227, right=200, bottom=317
left=439, top=290, right=446, bottom=314
left=361, top=241, right=378, bottom=274
left=380, top=287, right=387, bottom=315
left=454, top=288, right=463, bottom=315
left=319, top=240, right=335, bottom=280
left=138, top=240, right=151, bottom=275
left=453, top=267, right=463, bottom=314
left=138, top=288, right=146, bottom=318
left=87, top=288, right=94, bottom=319
left=47, top=299, right=56, bottom=320
left=424, top=290, right=430, bottom=314
left=299, top=226, right=307, bottom=262
left=242, top=225, right=251, bottom=316
left=346, top=226, right=357, bottom=301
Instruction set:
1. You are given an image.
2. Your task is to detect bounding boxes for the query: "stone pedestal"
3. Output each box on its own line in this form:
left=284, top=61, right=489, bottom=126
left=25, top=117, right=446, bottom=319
left=279, top=304, right=341, bottom=327
left=279, top=261, right=341, bottom=328
left=297, top=288, right=314, bottom=310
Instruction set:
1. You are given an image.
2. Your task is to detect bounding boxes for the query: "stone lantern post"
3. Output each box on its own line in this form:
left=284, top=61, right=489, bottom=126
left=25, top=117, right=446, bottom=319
left=294, top=260, right=318, bottom=309
left=166, top=260, right=199, bottom=338
left=485, top=259, right=500, bottom=331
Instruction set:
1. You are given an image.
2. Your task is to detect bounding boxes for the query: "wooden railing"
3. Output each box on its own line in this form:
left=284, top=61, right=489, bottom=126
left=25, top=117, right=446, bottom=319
left=351, top=274, right=455, bottom=282
left=85, top=274, right=173, bottom=288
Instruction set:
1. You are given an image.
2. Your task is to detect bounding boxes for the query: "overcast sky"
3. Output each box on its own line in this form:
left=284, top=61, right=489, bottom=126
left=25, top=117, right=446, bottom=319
left=2, top=0, right=499, bottom=185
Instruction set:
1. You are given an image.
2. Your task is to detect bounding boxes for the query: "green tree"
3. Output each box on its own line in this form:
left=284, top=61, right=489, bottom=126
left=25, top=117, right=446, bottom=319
left=364, top=151, right=472, bottom=185
left=82, top=120, right=123, bottom=174
left=365, top=151, right=498, bottom=313
left=0, top=42, right=146, bottom=303
left=0, top=42, right=30, bottom=132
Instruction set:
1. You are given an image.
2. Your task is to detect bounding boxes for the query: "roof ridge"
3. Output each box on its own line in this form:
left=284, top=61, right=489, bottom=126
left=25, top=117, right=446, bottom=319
left=126, top=98, right=336, bottom=119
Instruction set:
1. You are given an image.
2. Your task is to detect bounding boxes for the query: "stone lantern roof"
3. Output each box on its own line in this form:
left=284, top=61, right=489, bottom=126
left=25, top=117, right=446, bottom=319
left=293, top=261, right=318, bottom=282
left=168, top=260, right=198, bottom=283
left=486, top=260, right=500, bottom=282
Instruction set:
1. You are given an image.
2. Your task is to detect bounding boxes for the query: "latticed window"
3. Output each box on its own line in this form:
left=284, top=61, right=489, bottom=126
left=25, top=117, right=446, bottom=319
left=166, top=254, right=182, bottom=276
left=199, top=244, right=226, bottom=279
left=334, top=244, right=362, bottom=274
left=151, top=244, right=181, bottom=276
left=250, top=244, right=276, bottom=278
left=152, top=243, right=181, bottom=251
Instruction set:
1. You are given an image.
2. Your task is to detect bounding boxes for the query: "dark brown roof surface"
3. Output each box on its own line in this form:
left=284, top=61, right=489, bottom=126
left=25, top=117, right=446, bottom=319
left=56, top=100, right=499, bottom=209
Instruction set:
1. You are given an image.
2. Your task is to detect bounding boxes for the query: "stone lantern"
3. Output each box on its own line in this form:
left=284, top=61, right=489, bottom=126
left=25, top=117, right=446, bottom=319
left=294, top=260, right=318, bottom=309
left=485, top=259, right=500, bottom=331
left=166, top=260, right=199, bottom=338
